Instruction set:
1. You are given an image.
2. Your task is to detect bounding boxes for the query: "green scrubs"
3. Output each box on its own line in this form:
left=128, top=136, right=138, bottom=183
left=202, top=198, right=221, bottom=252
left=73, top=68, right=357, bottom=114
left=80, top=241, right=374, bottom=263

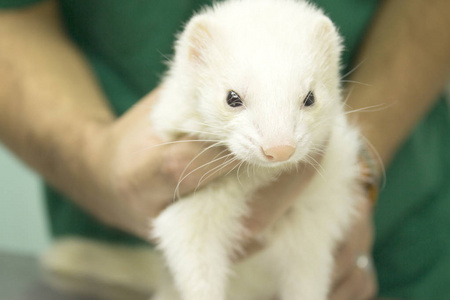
left=1, top=0, right=449, bottom=299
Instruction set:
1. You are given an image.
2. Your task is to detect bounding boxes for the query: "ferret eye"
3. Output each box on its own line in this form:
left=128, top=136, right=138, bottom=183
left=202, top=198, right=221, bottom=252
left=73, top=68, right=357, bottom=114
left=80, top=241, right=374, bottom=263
left=303, top=91, right=315, bottom=107
left=227, top=90, right=243, bottom=107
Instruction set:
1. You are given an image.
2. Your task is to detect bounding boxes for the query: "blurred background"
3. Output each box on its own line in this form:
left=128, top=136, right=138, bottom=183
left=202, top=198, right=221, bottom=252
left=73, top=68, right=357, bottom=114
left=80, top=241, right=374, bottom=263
left=0, top=144, right=50, bottom=255
left=0, top=145, right=51, bottom=300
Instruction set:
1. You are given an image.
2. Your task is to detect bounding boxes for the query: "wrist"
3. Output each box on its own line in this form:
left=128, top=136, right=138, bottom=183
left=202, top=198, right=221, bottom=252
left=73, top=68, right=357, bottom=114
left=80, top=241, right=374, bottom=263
left=50, top=118, right=119, bottom=225
left=80, top=119, right=117, bottom=202
left=82, top=118, right=156, bottom=239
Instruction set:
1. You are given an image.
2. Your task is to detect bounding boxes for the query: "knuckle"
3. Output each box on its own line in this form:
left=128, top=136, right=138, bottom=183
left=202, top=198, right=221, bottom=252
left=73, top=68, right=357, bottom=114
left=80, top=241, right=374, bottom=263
left=246, top=224, right=261, bottom=237
left=244, top=218, right=266, bottom=237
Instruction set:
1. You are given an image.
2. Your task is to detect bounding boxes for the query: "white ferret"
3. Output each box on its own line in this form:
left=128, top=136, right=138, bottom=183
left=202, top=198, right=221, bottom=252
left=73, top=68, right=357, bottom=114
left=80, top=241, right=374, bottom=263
left=150, top=0, right=364, bottom=299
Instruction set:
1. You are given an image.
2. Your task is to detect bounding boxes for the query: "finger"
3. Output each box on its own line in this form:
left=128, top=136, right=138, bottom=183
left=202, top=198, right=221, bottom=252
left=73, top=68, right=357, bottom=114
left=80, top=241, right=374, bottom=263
left=231, top=238, right=265, bottom=262
left=331, top=241, right=356, bottom=289
left=119, top=137, right=236, bottom=213
left=161, top=139, right=239, bottom=196
left=329, top=265, right=377, bottom=300
left=331, top=198, right=374, bottom=287
left=243, top=161, right=319, bottom=236
left=126, top=90, right=239, bottom=198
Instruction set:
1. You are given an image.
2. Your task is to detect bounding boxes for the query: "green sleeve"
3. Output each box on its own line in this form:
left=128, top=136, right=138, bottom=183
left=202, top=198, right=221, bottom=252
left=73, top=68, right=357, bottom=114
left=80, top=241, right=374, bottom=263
left=0, top=0, right=43, bottom=9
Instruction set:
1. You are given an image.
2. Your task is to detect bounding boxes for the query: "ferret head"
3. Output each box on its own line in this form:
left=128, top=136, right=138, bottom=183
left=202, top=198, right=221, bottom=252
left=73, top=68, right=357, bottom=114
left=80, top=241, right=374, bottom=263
left=173, top=0, right=343, bottom=168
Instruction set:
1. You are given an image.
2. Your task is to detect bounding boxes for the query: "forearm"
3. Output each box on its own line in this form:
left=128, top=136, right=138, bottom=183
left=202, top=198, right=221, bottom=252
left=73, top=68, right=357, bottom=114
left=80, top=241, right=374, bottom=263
left=346, top=0, right=450, bottom=168
left=0, top=1, right=114, bottom=219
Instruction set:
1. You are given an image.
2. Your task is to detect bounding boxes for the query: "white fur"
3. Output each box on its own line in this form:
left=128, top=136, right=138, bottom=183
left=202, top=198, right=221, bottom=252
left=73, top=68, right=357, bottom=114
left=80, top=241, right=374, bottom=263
left=150, top=0, right=363, bottom=299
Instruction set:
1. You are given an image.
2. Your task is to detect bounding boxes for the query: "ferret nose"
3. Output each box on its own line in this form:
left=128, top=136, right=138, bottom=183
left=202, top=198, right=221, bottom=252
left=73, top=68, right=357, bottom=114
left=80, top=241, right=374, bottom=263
left=261, top=145, right=296, bottom=162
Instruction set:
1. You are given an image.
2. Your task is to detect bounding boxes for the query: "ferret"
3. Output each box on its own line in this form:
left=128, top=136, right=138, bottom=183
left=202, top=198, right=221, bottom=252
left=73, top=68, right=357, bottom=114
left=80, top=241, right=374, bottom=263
left=150, top=0, right=363, bottom=299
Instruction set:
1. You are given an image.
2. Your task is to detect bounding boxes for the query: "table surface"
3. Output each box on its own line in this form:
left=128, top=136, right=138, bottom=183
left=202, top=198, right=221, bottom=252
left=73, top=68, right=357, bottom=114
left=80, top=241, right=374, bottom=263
left=1, top=251, right=403, bottom=300
left=0, top=251, right=98, bottom=300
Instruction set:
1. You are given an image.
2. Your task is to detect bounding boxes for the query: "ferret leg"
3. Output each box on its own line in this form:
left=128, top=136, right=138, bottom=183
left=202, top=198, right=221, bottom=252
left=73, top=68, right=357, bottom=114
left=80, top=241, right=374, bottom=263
left=227, top=252, right=277, bottom=300
left=152, top=187, right=248, bottom=300
left=271, top=209, right=336, bottom=300
left=279, top=247, right=332, bottom=300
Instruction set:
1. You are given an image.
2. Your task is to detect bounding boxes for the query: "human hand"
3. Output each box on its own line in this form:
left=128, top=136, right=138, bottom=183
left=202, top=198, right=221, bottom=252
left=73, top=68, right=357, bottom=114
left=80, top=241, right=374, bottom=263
left=235, top=153, right=322, bottom=259
left=329, top=199, right=378, bottom=300
left=236, top=156, right=378, bottom=300
left=88, top=88, right=236, bottom=240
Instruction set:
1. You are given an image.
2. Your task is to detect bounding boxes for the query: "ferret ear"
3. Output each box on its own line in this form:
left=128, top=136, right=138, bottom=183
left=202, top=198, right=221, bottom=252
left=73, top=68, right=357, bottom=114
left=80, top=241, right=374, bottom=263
left=183, top=15, right=216, bottom=64
left=313, top=16, right=343, bottom=67
left=314, top=16, right=336, bottom=40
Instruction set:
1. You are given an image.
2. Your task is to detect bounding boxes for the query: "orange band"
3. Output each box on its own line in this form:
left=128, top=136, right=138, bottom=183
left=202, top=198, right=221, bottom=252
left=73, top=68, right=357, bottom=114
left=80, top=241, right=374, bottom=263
left=359, top=146, right=381, bottom=205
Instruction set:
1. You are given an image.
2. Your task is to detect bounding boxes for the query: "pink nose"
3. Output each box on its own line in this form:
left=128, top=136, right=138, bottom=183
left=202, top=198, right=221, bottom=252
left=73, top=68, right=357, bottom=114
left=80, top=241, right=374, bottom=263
left=261, top=145, right=296, bottom=162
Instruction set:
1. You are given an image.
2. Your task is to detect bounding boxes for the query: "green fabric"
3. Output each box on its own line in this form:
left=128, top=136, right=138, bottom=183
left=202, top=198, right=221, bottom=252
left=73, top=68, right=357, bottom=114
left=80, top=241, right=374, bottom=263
left=1, top=0, right=449, bottom=299
left=373, top=97, right=450, bottom=299
left=0, top=0, right=40, bottom=8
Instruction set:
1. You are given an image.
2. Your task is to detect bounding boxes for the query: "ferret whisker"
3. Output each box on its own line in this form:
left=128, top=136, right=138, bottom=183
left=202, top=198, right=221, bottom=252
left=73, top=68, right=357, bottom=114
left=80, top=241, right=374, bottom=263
left=306, top=124, right=385, bottom=189
left=340, top=59, right=367, bottom=79
left=204, top=153, right=237, bottom=180
left=305, top=153, right=325, bottom=175
left=341, top=79, right=372, bottom=87
left=157, top=49, right=172, bottom=63
left=308, top=146, right=326, bottom=154
left=236, top=161, right=245, bottom=186
left=167, top=127, right=225, bottom=137
left=224, top=159, right=241, bottom=177
left=196, top=121, right=230, bottom=129
left=310, top=142, right=328, bottom=153
left=342, top=85, right=354, bottom=107
left=195, top=157, right=238, bottom=191
left=227, top=160, right=245, bottom=187
left=175, top=141, right=227, bottom=195
left=133, top=139, right=224, bottom=155
left=195, top=156, right=239, bottom=192
left=189, top=120, right=233, bottom=132
left=343, top=103, right=389, bottom=116
left=174, top=154, right=234, bottom=201
left=174, top=152, right=235, bottom=201
left=304, top=154, right=325, bottom=180
left=174, top=144, right=232, bottom=200
left=307, top=102, right=388, bottom=133
left=212, top=148, right=231, bottom=161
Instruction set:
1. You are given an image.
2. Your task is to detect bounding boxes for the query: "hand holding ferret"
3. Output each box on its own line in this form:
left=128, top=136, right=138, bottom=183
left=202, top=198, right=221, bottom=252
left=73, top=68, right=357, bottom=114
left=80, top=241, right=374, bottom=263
left=240, top=161, right=378, bottom=300
left=91, top=84, right=372, bottom=299
left=89, top=88, right=239, bottom=240
left=92, top=88, right=324, bottom=245
left=330, top=199, right=378, bottom=300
